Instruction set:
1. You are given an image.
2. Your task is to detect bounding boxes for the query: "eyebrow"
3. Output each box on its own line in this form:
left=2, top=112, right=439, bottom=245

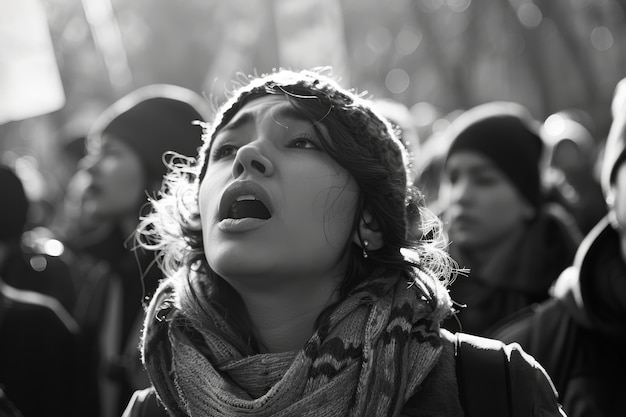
left=274, top=106, right=310, bottom=123
left=220, top=102, right=312, bottom=133
left=220, top=111, right=253, bottom=133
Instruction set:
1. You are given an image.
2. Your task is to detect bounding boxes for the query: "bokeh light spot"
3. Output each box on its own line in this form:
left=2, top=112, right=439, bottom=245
left=366, top=26, right=393, bottom=53
left=591, top=26, right=614, bottom=51
left=395, top=27, right=422, bottom=55
left=385, top=68, right=410, bottom=94
left=447, top=0, right=471, bottom=13
left=517, top=3, right=542, bottom=28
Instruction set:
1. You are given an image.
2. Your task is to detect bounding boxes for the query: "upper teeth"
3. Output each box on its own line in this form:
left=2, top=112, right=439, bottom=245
left=236, top=195, right=257, bottom=202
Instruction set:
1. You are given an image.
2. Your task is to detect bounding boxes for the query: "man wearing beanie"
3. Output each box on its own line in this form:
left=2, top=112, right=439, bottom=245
left=492, top=78, right=626, bottom=417
left=439, top=101, right=581, bottom=337
left=69, top=84, right=210, bottom=417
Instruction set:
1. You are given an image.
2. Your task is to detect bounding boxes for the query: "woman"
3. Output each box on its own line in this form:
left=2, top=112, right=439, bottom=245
left=72, top=84, right=210, bottom=417
left=124, top=69, right=564, bottom=416
left=439, top=102, right=582, bottom=336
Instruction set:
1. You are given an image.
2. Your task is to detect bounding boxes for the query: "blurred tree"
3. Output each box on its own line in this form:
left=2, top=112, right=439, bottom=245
left=1, top=0, right=625, bottom=195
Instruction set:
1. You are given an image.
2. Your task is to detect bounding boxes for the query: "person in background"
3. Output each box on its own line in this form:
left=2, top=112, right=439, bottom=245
left=492, top=78, right=626, bottom=417
left=0, top=157, right=80, bottom=314
left=439, top=102, right=582, bottom=336
left=72, top=84, right=210, bottom=417
left=541, top=112, right=607, bottom=235
left=122, top=69, right=564, bottom=417
left=0, top=164, right=81, bottom=417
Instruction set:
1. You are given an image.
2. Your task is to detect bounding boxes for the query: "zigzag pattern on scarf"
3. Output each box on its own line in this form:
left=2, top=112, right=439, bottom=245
left=141, top=270, right=445, bottom=417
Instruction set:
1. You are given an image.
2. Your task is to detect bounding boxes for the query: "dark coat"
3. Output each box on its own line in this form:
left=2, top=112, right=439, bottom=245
left=0, top=282, right=80, bottom=417
left=0, top=237, right=79, bottom=313
left=445, top=203, right=582, bottom=336
left=121, top=330, right=564, bottom=417
left=71, top=225, right=161, bottom=417
left=493, top=216, right=626, bottom=417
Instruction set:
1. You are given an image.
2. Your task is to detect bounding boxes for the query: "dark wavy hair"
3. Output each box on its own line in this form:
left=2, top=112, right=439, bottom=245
left=138, top=68, right=454, bottom=352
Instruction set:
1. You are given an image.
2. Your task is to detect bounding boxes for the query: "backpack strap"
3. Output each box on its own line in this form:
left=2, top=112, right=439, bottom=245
left=455, top=332, right=511, bottom=417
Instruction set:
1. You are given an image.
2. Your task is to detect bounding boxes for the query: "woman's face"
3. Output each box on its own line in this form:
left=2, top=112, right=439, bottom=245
left=441, top=150, right=535, bottom=249
left=81, top=134, right=147, bottom=221
left=199, top=95, right=360, bottom=288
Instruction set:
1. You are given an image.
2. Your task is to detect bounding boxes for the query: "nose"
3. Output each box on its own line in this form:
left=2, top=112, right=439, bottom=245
left=446, top=177, right=472, bottom=206
left=232, top=142, right=274, bottom=178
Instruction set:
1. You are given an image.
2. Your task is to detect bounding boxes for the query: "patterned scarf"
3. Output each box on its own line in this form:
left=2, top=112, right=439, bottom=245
left=141, top=269, right=447, bottom=417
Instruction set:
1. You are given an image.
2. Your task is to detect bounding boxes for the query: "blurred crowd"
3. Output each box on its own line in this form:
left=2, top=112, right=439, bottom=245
left=0, top=72, right=624, bottom=417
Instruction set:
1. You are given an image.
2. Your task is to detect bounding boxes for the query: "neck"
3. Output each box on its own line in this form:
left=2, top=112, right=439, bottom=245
left=456, top=224, right=527, bottom=282
left=235, top=275, right=341, bottom=353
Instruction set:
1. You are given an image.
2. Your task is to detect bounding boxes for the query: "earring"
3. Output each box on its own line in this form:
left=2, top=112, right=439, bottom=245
left=362, top=239, right=369, bottom=259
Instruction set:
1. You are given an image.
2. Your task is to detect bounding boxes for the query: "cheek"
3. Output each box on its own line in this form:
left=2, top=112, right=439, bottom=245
left=198, top=177, right=219, bottom=225
left=316, top=178, right=359, bottom=243
left=322, top=184, right=358, bottom=232
left=104, top=158, right=146, bottom=198
left=487, top=192, right=529, bottom=227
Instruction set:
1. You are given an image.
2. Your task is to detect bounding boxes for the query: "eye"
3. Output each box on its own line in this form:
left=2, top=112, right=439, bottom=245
left=446, top=170, right=459, bottom=185
left=211, top=144, right=238, bottom=161
left=472, top=171, right=499, bottom=186
left=289, top=135, right=320, bottom=150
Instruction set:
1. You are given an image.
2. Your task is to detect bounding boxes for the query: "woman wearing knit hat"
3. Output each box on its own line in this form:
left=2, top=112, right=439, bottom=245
left=72, top=84, right=210, bottom=417
left=492, top=77, right=626, bottom=417
left=122, top=69, right=564, bottom=416
left=439, top=102, right=582, bottom=337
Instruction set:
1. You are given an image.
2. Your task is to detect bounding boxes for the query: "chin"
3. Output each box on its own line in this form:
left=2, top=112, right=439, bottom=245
left=208, top=249, right=274, bottom=278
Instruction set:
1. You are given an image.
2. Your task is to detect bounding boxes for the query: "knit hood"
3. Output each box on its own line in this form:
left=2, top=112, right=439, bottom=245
left=551, top=216, right=626, bottom=340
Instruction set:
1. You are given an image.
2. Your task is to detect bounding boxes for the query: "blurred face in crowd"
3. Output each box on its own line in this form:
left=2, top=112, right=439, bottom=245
left=81, top=134, right=147, bottom=221
left=198, top=95, right=359, bottom=291
left=442, top=150, right=535, bottom=249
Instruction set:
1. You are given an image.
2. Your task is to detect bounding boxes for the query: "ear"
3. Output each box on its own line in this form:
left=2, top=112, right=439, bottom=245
left=352, top=206, right=384, bottom=251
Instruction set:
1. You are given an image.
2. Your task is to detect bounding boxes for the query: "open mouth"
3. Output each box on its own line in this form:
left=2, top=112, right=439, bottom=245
left=227, top=196, right=271, bottom=220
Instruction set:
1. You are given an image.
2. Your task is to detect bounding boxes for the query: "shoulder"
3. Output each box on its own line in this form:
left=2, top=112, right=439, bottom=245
left=1, top=283, right=78, bottom=334
left=490, top=298, right=568, bottom=346
left=540, top=202, right=583, bottom=248
left=122, top=388, right=169, bottom=417
left=449, top=330, right=565, bottom=417
left=403, top=330, right=565, bottom=417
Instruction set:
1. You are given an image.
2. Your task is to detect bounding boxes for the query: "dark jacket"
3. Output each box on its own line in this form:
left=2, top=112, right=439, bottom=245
left=493, top=216, right=626, bottom=417
left=1, top=236, right=80, bottom=313
left=0, top=282, right=80, bottom=417
left=445, top=203, right=581, bottom=336
left=121, top=330, right=564, bottom=417
left=71, top=225, right=160, bottom=417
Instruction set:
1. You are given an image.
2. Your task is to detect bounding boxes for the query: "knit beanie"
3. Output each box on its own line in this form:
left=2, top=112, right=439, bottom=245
left=0, top=165, right=28, bottom=241
left=88, top=84, right=210, bottom=191
left=601, top=77, right=626, bottom=200
left=198, top=69, right=412, bottom=246
left=445, top=102, right=544, bottom=209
